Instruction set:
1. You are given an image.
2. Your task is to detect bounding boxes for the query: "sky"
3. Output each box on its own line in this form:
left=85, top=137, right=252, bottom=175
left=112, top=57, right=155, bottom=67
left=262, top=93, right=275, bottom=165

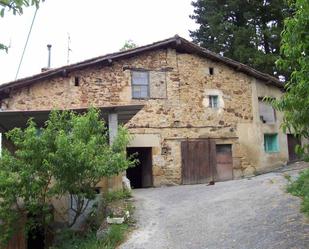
left=0, top=0, right=198, bottom=84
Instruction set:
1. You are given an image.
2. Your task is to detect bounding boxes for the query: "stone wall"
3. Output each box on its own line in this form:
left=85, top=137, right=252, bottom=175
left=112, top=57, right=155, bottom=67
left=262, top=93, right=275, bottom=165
left=1, top=48, right=285, bottom=186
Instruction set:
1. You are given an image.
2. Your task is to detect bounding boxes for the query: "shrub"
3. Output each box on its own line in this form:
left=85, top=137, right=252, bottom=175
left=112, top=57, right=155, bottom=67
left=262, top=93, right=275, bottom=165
left=53, top=224, right=128, bottom=249
left=287, top=169, right=309, bottom=216
left=0, top=108, right=136, bottom=245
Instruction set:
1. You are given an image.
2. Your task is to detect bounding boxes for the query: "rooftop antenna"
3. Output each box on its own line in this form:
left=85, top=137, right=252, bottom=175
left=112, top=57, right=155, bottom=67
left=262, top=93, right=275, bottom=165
left=47, top=44, right=52, bottom=68
left=67, top=33, right=72, bottom=64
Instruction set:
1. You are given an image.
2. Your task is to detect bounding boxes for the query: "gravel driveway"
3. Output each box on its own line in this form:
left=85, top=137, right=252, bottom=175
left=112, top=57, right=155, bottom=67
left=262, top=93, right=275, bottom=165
left=120, top=164, right=309, bottom=249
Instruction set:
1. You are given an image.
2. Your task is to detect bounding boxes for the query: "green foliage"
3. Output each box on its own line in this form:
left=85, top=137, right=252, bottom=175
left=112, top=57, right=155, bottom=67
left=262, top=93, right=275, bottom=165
left=106, top=224, right=128, bottom=247
left=272, top=0, right=309, bottom=160
left=0, top=108, right=135, bottom=245
left=53, top=224, right=128, bottom=249
left=190, top=0, right=291, bottom=76
left=287, top=169, right=309, bottom=216
left=120, top=40, right=137, bottom=51
left=104, top=189, right=132, bottom=203
left=0, top=43, right=8, bottom=53
left=0, top=0, right=42, bottom=16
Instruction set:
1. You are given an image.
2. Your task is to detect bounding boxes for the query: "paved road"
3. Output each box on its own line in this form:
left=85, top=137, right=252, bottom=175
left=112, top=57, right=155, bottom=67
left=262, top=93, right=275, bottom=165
left=120, top=166, right=309, bottom=249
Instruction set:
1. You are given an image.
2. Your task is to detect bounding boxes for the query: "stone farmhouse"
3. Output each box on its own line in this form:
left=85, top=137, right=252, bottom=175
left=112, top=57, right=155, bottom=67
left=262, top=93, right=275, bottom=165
left=0, top=35, right=301, bottom=189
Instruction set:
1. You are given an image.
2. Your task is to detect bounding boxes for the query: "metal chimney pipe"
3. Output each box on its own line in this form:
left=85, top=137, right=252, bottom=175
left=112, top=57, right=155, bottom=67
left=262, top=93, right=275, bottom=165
left=47, top=44, right=52, bottom=68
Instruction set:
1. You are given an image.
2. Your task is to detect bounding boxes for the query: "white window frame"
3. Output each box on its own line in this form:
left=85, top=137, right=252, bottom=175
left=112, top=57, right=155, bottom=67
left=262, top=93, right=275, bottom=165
left=209, top=95, right=219, bottom=108
left=131, top=71, right=150, bottom=99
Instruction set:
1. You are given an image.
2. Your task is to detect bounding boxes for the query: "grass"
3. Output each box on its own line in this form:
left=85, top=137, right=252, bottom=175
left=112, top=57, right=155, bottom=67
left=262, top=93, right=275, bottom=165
left=53, top=224, right=129, bottom=249
left=287, top=168, right=309, bottom=216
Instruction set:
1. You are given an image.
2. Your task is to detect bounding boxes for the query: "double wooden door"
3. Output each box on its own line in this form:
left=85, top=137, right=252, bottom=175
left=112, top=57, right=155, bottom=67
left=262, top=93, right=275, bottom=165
left=181, top=139, right=233, bottom=184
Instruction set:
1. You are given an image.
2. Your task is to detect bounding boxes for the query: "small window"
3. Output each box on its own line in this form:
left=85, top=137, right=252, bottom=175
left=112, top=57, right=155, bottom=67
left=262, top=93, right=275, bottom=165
left=74, top=76, right=80, bottom=86
left=216, top=144, right=232, bottom=153
left=259, top=98, right=276, bottom=123
left=209, top=67, right=214, bottom=75
left=209, top=95, right=219, bottom=108
left=264, top=134, right=279, bottom=153
left=131, top=71, right=149, bottom=99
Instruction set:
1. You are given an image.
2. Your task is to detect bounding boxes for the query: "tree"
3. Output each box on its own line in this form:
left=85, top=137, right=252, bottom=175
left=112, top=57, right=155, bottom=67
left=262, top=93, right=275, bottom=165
left=0, top=108, right=136, bottom=245
left=0, top=0, right=43, bottom=52
left=120, top=40, right=138, bottom=51
left=272, top=0, right=309, bottom=160
left=190, top=0, right=291, bottom=76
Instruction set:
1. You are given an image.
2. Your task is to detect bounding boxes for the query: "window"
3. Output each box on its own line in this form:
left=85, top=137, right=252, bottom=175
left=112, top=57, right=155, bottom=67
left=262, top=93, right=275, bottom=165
left=209, top=67, right=214, bottom=75
left=264, top=134, right=279, bottom=153
left=74, top=76, right=80, bottom=86
left=131, top=71, right=149, bottom=98
left=209, top=95, right=219, bottom=108
left=259, top=98, right=276, bottom=123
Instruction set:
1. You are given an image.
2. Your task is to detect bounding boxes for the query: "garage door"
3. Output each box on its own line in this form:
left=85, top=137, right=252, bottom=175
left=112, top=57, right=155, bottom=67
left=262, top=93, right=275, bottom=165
left=181, top=139, right=216, bottom=184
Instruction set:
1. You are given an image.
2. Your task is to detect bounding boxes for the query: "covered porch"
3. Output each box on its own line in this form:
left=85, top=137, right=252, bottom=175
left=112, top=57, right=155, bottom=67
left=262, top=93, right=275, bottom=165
left=0, top=104, right=144, bottom=191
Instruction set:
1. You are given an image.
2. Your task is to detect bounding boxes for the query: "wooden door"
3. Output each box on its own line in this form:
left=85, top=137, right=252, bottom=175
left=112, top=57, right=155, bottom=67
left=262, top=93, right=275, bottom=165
left=5, top=215, right=26, bottom=249
left=287, top=134, right=301, bottom=162
left=181, top=139, right=216, bottom=184
left=216, top=144, right=233, bottom=181
left=141, top=148, right=153, bottom=188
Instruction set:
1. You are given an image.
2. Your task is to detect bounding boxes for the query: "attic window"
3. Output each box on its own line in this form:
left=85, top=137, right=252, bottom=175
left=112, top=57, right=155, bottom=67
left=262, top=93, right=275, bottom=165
left=74, top=77, right=80, bottom=86
left=209, top=67, right=214, bottom=75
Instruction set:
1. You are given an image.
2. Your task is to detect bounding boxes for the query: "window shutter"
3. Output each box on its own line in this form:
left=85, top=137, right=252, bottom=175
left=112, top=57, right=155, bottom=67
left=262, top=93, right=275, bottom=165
left=149, top=71, right=167, bottom=99
left=259, top=100, right=276, bottom=123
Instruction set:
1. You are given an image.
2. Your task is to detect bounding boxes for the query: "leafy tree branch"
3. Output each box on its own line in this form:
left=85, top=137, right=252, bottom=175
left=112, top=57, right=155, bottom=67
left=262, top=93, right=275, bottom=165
left=0, top=108, right=136, bottom=245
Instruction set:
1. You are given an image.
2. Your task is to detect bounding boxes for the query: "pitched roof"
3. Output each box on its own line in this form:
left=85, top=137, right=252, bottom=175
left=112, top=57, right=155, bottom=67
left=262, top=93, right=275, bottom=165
left=0, top=35, right=283, bottom=98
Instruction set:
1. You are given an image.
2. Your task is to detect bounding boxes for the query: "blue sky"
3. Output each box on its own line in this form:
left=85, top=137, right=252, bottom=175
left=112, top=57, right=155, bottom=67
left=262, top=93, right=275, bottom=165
left=0, top=0, right=197, bottom=84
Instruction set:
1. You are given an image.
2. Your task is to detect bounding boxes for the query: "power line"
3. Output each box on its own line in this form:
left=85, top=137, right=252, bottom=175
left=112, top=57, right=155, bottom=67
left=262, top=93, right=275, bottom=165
left=15, top=7, right=38, bottom=80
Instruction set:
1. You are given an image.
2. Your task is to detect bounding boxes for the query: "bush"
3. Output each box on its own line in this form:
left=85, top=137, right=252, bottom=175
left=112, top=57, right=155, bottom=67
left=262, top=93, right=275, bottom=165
left=0, top=108, right=136, bottom=245
left=104, top=190, right=132, bottom=203
left=287, top=169, right=309, bottom=216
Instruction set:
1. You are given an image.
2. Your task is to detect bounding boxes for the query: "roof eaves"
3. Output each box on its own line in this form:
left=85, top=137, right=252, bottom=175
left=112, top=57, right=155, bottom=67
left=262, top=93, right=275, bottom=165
left=0, top=35, right=283, bottom=94
left=0, top=36, right=178, bottom=93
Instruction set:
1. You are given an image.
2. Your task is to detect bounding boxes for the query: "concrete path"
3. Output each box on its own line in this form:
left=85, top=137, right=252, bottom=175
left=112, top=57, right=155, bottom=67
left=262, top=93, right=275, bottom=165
left=120, top=164, right=309, bottom=249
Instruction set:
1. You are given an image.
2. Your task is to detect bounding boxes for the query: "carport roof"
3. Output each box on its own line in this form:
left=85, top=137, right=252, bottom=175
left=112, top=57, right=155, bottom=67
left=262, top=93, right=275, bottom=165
left=0, top=104, right=144, bottom=132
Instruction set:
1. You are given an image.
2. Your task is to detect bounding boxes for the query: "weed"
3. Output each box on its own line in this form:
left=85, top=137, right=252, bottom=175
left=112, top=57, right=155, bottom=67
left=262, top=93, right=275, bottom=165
left=104, top=189, right=132, bottom=203
left=105, top=224, right=128, bottom=246
left=287, top=168, right=309, bottom=216
left=284, top=173, right=292, bottom=182
left=53, top=224, right=128, bottom=249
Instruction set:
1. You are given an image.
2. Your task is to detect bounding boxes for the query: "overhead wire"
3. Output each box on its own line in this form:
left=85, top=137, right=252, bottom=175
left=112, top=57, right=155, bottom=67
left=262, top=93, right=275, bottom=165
left=15, top=7, right=38, bottom=80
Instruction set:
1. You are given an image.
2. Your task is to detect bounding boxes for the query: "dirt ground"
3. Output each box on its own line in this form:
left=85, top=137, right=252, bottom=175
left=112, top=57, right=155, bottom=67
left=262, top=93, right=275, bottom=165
left=120, top=162, right=309, bottom=249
